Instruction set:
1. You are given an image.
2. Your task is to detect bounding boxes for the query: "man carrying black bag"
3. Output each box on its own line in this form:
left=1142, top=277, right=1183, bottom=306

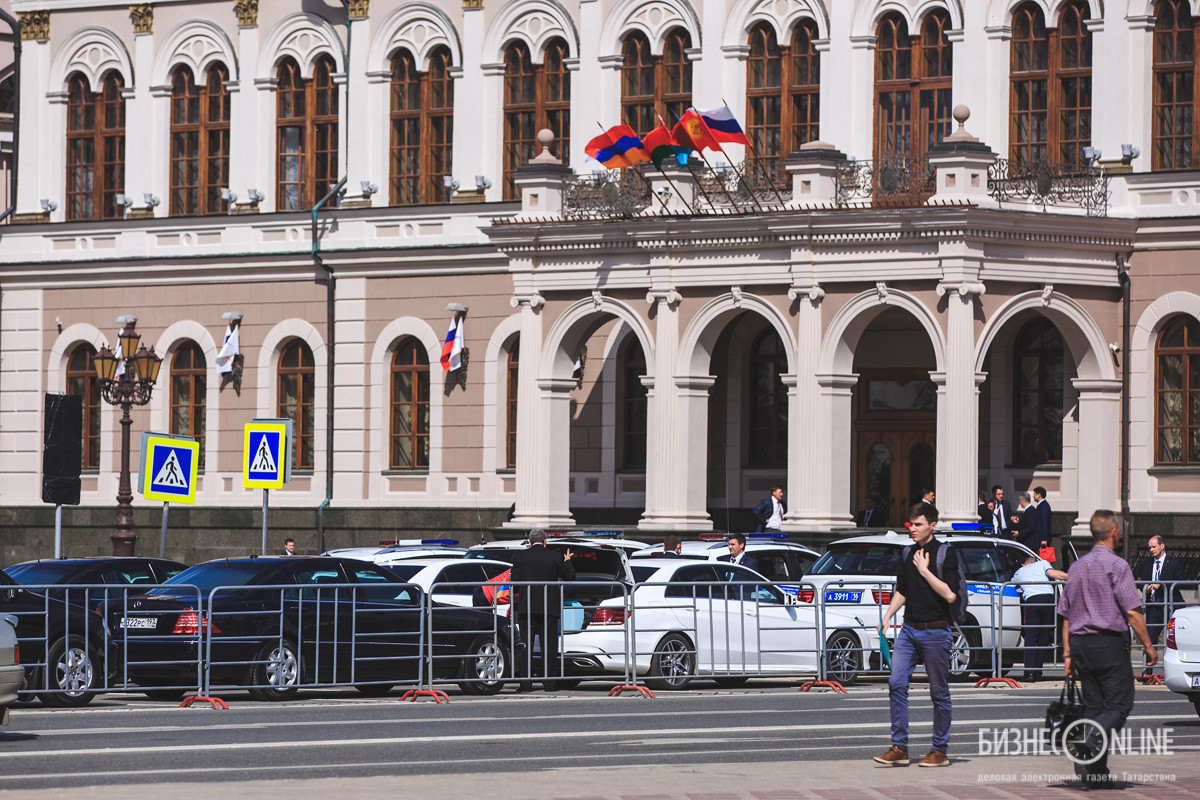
left=1057, top=510, right=1157, bottom=789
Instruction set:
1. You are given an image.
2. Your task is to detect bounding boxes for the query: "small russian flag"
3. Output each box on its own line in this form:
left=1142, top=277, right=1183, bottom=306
left=440, top=317, right=463, bottom=372
left=696, top=106, right=750, bottom=146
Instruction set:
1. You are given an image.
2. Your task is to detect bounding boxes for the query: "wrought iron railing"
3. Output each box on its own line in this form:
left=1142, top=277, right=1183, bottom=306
left=986, top=158, right=1110, bottom=217
left=836, top=154, right=934, bottom=207
left=563, top=170, right=654, bottom=219
left=692, top=160, right=791, bottom=209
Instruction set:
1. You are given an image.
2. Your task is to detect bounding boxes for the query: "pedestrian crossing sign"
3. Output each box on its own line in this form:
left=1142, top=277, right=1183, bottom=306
left=243, top=419, right=292, bottom=489
left=139, top=433, right=199, bottom=504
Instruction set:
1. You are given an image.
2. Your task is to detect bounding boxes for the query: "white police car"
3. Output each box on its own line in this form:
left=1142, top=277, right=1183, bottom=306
left=1164, top=606, right=1200, bottom=717
left=325, top=538, right=468, bottom=562
left=631, top=533, right=820, bottom=597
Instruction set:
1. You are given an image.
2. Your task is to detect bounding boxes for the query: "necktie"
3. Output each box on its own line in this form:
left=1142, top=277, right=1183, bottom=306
left=1153, top=559, right=1162, bottom=582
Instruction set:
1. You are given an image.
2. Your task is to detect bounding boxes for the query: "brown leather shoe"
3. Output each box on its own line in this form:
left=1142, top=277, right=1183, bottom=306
left=918, top=749, right=949, bottom=767
left=873, top=746, right=909, bottom=765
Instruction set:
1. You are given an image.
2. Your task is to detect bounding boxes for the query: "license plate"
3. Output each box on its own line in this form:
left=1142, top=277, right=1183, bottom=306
left=824, top=590, right=863, bottom=603
left=120, top=617, right=157, bottom=629
left=1191, top=675, right=1200, bottom=689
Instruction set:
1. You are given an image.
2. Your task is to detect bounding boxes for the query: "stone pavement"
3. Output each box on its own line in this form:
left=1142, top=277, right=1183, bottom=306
left=5, top=754, right=1196, bottom=800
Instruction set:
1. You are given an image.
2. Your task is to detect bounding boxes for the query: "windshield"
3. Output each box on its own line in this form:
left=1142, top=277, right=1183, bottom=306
left=630, top=566, right=662, bottom=584
left=808, top=543, right=902, bottom=576
left=149, top=563, right=264, bottom=595
left=5, top=562, right=78, bottom=585
left=380, top=564, right=422, bottom=582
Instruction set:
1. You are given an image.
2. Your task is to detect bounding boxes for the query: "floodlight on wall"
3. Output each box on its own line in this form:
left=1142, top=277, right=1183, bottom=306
left=115, top=194, right=135, bottom=210
left=246, top=188, right=265, bottom=205
left=1082, top=147, right=1101, bottom=166
left=443, top=176, right=460, bottom=192
left=361, top=180, right=379, bottom=197
left=475, top=175, right=492, bottom=191
left=40, top=199, right=57, bottom=213
left=220, top=188, right=238, bottom=213
left=1121, top=144, right=1141, bottom=164
left=143, top=193, right=160, bottom=208
left=445, top=302, right=469, bottom=317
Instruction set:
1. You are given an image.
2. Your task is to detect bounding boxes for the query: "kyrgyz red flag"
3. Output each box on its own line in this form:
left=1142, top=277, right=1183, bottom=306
left=672, top=109, right=723, bottom=154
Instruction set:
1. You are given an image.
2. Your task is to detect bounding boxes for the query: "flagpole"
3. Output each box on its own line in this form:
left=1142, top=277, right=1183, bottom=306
left=651, top=114, right=699, bottom=214
left=721, top=98, right=785, bottom=208
left=671, top=113, right=742, bottom=209
left=594, top=122, right=673, bottom=216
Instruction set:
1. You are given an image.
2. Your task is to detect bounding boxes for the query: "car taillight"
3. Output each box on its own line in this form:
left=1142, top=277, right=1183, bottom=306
left=1167, top=618, right=1177, bottom=650
left=873, top=590, right=893, bottom=605
left=172, top=611, right=220, bottom=635
left=589, top=608, right=628, bottom=626
left=12, top=645, right=17, bottom=666
left=799, top=588, right=814, bottom=603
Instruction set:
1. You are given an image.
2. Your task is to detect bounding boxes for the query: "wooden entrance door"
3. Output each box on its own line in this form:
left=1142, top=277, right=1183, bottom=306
left=855, top=371, right=938, bottom=528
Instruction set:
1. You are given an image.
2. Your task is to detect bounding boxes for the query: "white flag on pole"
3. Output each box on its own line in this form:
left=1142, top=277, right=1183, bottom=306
left=216, top=324, right=240, bottom=374
left=114, top=335, right=125, bottom=377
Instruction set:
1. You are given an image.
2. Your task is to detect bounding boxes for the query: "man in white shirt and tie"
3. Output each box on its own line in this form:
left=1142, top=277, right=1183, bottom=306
left=989, top=485, right=1013, bottom=537
left=1138, top=536, right=1185, bottom=653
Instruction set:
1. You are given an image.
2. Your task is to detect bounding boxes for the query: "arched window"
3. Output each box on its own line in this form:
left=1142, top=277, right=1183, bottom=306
left=619, top=337, right=648, bottom=470
left=1009, top=2, right=1092, bottom=168
left=746, top=20, right=821, bottom=177
left=505, top=337, right=519, bottom=470
left=502, top=39, right=572, bottom=200
left=390, top=338, right=430, bottom=469
left=1155, top=315, right=1200, bottom=464
left=170, top=65, right=231, bottom=216
left=1013, top=318, right=1064, bottom=465
left=749, top=330, right=787, bottom=467
left=276, top=56, right=339, bottom=211
left=277, top=340, right=315, bottom=470
left=66, top=72, right=125, bottom=220
left=620, top=29, right=692, bottom=134
left=66, top=345, right=101, bottom=470
left=873, top=11, right=952, bottom=162
left=389, top=47, right=454, bottom=205
left=170, top=342, right=207, bottom=469
left=1152, top=0, right=1197, bottom=170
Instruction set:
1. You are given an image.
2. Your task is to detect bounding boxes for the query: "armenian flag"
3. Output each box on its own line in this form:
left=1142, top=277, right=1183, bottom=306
left=696, top=106, right=751, bottom=146
left=585, top=125, right=649, bottom=168
left=642, top=125, right=692, bottom=170
left=672, top=110, right=723, bottom=154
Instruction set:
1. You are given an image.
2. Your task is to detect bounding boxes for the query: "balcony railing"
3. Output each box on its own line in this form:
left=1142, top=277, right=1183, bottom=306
left=987, top=158, right=1110, bottom=217
left=564, top=170, right=653, bottom=220
left=836, top=154, right=935, bottom=208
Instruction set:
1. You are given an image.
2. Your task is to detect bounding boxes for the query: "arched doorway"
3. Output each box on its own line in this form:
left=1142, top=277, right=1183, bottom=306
left=852, top=308, right=937, bottom=526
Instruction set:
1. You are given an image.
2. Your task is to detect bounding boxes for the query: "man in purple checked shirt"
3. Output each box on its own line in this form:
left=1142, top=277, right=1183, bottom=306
left=1057, top=510, right=1157, bottom=790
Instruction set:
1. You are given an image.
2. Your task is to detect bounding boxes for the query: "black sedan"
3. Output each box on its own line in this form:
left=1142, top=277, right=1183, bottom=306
left=4, top=557, right=188, bottom=592
left=109, top=556, right=513, bottom=700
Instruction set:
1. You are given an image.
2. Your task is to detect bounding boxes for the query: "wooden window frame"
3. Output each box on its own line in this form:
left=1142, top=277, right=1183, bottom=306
left=390, top=338, right=431, bottom=470
left=618, top=336, right=648, bottom=471
left=277, top=339, right=315, bottom=471
left=620, top=29, right=693, bottom=136
left=872, top=10, right=953, bottom=163
left=502, top=39, right=572, bottom=200
left=170, top=342, right=207, bottom=469
left=389, top=47, right=454, bottom=205
left=66, top=72, right=125, bottom=221
left=169, top=65, right=231, bottom=216
left=748, top=329, right=788, bottom=468
left=1152, top=0, right=1199, bottom=170
left=1008, top=1, right=1093, bottom=169
left=66, top=345, right=101, bottom=471
left=505, top=338, right=519, bottom=470
left=1155, top=316, right=1200, bottom=465
left=746, top=21, right=821, bottom=177
left=1011, top=318, right=1065, bottom=466
left=276, top=56, right=339, bottom=212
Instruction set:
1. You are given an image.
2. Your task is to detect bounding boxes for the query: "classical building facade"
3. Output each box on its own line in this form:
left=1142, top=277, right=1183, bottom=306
left=2, top=0, right=1199, bottom=549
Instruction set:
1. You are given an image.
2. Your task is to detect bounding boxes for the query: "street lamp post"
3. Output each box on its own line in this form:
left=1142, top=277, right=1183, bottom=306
left=93, top=316, right=162, bottom=557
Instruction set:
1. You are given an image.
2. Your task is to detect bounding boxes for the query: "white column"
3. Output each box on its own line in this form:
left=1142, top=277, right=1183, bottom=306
left=332, top=277, right=367, bottom=500
left=573, top=0, right=601, bottom=169
left=673, top=375, right=716, bottom=531
left=344, top=15, right=372, bottom=200
left=454, top=6, right=489, bottom=197
left=1072, top=379, right=1122, bottom=537
left=783, top=283, right=823, bottom=531
left=15, top=30, right=49, bottom=216
left=119, top=30, right=154, bottom=214
left=0, top=289, right=44, bottom=501
left=638, top=289, right=681, bottom=530
left=234, top=24, right=265, bottom=209
left=813, top=373, right=858, bottom=527
left=538, top=377, right=578, bottom=527
left=932, top=282, right=986, bottom=524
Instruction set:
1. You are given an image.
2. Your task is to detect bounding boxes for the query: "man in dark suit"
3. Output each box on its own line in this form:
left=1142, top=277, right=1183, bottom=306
left=281, top=538, right=296, bottom=556
left=720, top=532, right=759, bottom=572
left=1033, top=486, right=1052, bottom=548
left=752, top=486, right=786, bottom=532
left=511, top=530, right=576, bottom=690
left=987, top=485, right=1013, bottom=537
left=1139, top=535, right=1187, bottom=650
left=857, top=497, right=885, bottom=527
left=1010, top=492, right=1041, bottom=551
left=977, top=493, right=995, bottom=526
left=661, top=534, right=684, bottom=556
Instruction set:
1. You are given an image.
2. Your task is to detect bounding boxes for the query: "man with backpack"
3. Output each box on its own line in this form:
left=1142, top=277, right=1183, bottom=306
left=874, top=501, right=960, bottom=768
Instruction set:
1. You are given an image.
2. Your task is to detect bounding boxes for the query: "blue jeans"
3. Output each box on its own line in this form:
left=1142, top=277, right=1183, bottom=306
left=888, top=625, right=953, bottom=752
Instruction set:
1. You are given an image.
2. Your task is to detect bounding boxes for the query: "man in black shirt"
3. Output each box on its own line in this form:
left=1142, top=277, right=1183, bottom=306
left=873, top=502, right=959, bottom=769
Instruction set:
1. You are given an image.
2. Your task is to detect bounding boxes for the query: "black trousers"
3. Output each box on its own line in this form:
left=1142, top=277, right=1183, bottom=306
left=1072, top=631, right=1135, bottom=779
left=1020, top=595, right=1055, bottom=676
left=520, top=613, right=562, bottom=679
left=1144, top=601, right=1166, bottom=646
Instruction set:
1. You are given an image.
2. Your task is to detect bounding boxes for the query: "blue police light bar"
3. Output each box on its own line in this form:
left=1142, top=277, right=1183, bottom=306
left=421, top=538, right=460, bottom=546
left=746, top=532, right=788, bottom=540
left=582, top=530, right=624, bottom=538
left=948, top=523, right=993, bottom=533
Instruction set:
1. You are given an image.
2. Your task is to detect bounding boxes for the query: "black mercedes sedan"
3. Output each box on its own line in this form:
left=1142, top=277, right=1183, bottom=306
left=108, top=556, right=513, bottom=700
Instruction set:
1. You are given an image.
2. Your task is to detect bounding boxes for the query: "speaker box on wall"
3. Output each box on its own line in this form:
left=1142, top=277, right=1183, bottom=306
left=42, top=393, right=83, bottom=505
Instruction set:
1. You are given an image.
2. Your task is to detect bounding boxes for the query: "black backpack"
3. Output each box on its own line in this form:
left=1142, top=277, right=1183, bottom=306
left=901, top=541, right=969, bottom=625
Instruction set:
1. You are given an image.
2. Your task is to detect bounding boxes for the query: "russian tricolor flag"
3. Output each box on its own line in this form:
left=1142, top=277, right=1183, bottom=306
left=696, top=106, right=750, bottom=146
left=440, top=317, right=463, bottom=372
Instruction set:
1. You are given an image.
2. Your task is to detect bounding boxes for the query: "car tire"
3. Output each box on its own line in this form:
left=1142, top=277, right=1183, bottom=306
left=713, top=676, right=749, bottom=688
left=247, top=638, right=301, bottom=701
left=457, top=635, right=509, bottom=695
left=824, top=629, right=863, bottom=684
left=353, top=683, right=395, bottom=697
left=949, top=622, right=982, bottom=682
left=646, top=633, right=695, bottom=691
left=38, top=635, right=99, bottom=708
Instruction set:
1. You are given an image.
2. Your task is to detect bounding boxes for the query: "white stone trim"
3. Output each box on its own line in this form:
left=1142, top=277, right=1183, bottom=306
left=258, top=13, right=346, bottom=80
left=852, top=0, right=965, bottom=37
left=152, top=20, right=240, bottom=84
left=46, top=323, right=117, bottom=502
left=678, top=291, right=797, bottom=376
left=369, top=3, right=463, bottom=72
left=599, top=0, right=703, bottom=57
left=484, top=0, right=580, bottom=63
left=148, top=321, right=222, bottom=479
left=722, top=0, right=830, bottom=48
left=818, top=289, right=946, bottom=376
left=51, top=27, right=135, bottom=93
left=539, top=296, right=654, bottom=378
left=481, top=312, right=523, bottom=475
left=973, top=290, right=1116, bottom=381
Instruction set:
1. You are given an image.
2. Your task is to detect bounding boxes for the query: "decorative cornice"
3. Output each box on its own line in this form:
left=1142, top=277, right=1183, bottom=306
left=129, top=4, right=153, bottom=35
left=1040, top=284, right=1054, bottom=306
left=18, top=10, right=49, bottom=41
left=234, top=0, right=258, bottom=28
left=347, top=0, right=369, bottom=20
left=463, top=0, right=483, bottom=8
left=510, top=292, right=545, bottom=310
left=730, top=286, right=744, bottom=307
left=590, top=290, right=604, bottom=310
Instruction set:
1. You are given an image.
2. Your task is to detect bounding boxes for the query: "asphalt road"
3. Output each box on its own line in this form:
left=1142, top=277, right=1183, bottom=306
left=1, top=679, right=1197, bottom=792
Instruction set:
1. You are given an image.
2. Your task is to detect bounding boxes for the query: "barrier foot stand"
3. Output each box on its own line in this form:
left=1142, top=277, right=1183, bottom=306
left=400, top=688, right=451, bottom=704
left=797, top=680, right=846, bottom=694
left=179, top=695, right=229, bottom=709
left=607, top=684, right=656, bottom=699
left=974, top=677, right=1022, bottom=688
left=1139, top=674, right=1164, bottom=686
